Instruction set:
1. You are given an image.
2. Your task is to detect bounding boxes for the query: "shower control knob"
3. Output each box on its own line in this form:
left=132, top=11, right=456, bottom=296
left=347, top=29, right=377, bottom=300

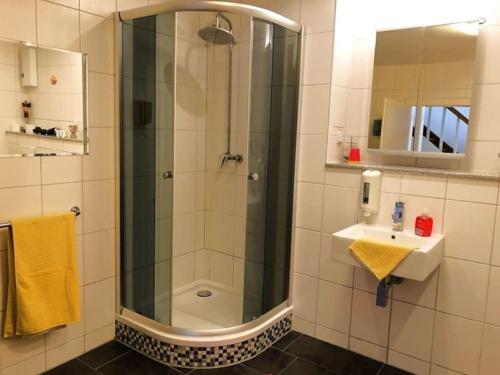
left=248, top=173, right=259, bottom=181
left=162, top=170, right=173, bottom=180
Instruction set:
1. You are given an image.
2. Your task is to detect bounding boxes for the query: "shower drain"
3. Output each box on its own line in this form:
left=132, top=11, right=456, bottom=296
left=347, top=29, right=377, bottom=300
left=196, top=290, right=212, bottom=298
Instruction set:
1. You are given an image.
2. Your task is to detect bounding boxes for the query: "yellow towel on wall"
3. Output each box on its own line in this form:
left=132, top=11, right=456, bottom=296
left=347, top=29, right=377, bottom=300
left=349, top=238, right=415, bottom=281
left=3, top=213, right=80, bottom=338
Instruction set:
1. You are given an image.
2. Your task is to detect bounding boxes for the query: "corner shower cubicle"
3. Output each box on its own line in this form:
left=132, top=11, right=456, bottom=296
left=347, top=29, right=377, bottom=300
left=118, top=1, right=302, bottom=368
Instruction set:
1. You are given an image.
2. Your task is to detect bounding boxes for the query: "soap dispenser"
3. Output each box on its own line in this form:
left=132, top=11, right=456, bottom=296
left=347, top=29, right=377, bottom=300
left=415, top=209, right=433, bottom=237
left=360, top=170, right=381, bottom=217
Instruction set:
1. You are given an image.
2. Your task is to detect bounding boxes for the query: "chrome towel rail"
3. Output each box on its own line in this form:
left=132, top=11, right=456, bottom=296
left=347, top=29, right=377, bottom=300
left=0, top=206, right=81, bottom=230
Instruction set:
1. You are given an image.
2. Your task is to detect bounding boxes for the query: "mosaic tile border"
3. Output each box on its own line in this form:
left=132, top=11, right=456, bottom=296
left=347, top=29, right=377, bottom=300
left=115, top=314, right=292, bottom=368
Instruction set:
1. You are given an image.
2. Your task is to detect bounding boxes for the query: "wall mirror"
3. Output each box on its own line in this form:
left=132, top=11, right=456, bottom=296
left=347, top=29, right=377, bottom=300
left=368, top=21, right=479, bottom=158
left=0, top=38, right=88, bottom=157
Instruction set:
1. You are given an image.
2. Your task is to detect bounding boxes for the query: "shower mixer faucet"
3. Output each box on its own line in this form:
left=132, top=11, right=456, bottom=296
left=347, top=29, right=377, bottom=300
left=221, top=152, right=243, bottom=167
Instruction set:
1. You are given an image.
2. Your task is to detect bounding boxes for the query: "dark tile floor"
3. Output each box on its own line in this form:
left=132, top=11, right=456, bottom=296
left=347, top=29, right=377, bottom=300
left=43, top=332, right=412, bottom=375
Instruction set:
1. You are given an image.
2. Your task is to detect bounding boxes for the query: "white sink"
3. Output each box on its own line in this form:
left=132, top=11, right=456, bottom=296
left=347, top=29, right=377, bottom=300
left=332, top=223, right=444, bottom=281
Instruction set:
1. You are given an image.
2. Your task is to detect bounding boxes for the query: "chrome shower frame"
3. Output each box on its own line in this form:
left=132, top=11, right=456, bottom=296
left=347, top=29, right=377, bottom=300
left=115, top=0, right=304, bottom=360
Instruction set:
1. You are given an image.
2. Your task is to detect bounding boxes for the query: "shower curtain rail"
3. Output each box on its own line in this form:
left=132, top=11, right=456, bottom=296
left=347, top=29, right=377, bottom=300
left=0, top=206, right=81, bottom=229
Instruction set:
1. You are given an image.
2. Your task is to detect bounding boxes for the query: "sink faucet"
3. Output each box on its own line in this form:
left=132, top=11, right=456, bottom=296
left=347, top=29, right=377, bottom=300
left=392, top=201, right=404, bottom=231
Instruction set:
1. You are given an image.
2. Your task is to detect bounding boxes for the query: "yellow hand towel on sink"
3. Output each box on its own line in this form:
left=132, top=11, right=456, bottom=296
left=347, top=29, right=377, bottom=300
left=3, top=213, right=80, bottom=338
left=349, top=238, right=415, bottom=281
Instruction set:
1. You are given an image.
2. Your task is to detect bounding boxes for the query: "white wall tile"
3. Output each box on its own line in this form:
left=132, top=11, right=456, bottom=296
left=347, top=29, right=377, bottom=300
left=432, top=312, right=483, bottom=375
left=393, top=269, right=438, bottom=308
left=84, top=324, right=114, bottom=351
left=294, top=228, right=321, bottom=277
left=303, top=32, right=333, bottom=85
left=485, top=266, right=500, bottom=326
left=42, top=182, right=83, bottom=234
left=37, top=0, right=79, bottom=51
left=469, top=84, right=500, bottom=141
left=84, top=277, right=115, bottom=333
left=296, top=182, right=324, bottom=231
left=322, top=185, right=359, bottom=233
left=349, top=337, right=386, bottom=362
left=46, top=337, right=84, bottom=370
left=436, top=257, right=489, bottom=321
left=0, top=186, right=42, bottom=223
left=381, top=172, right=402, bottom=193
left=82, top=179, right=115, bottom=233
left=345, top=89, right=371, bottom=137
left=329, top=85, right=347, bottom=129
left=491, top=207, right=500, bottom=266
left=292, top=273, right=318, bottom=322
left=80, top=12, right=114, bottom=75
left=83, top=229, right=115, bottom=284
left=0, top=0, right=36, bottom=43
left=300, top=84, right=331, bottom=135
left=80, top=0, right=116, bottom=17
left=388, top=350, right=430, bottom=375
left=172, top=252, right=195, bottom=289
left=324, top=169, right=362, bottom=188
left=389, top=301, right=435, bottom=361
left=350, top=289, right=390, bottom=347
left=300, top=0, right=335, bottom=34
left=446, top=178, right=499, bottom=204
left=41, top=156, right=82, bottom=185
left=82, top=128, right=115, bottom=181
left=476, top=25, right=500, bottom=84
left=292, top=316, right=315, bottom=336
left=1, top=353, right=46, bottom=375
left=430, top=365, right=463, bottom=375
left=0, top=158, right=41, bottom=188
left=316, top=280, right=352, bottom=333
left=318, top=233, right=354, bottom=287
left=209, top=251, right=234, bottom=287
left=401, top=175, right=446, bottom=198
left=88, top=72, right=114, bottom=128
left=443, top=200, right=495, bottom=263
left=314, top=325, right=349, bottom=348
left=353, top=267, right=379, bottom=294
left=298, top=135, right=327, bottom=184
left=479, top=324, right=500, bottom=375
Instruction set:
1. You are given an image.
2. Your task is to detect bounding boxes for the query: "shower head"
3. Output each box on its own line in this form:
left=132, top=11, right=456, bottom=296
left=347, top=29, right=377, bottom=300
left=198, top=13, right=235, bottom=45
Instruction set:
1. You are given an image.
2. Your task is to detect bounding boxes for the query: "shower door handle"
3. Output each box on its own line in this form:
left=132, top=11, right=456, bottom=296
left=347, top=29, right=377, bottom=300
left=162, top=170, right=173, bottom=180
left=248, top=173, right=259, bottom=181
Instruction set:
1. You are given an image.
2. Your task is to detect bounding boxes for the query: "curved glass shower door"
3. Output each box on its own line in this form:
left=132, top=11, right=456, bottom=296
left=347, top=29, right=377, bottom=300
left=244, top=20, right=299, bottom=322
left=120, top=10, right=300, bottom=331
left=120, top=12, right=175, bottom=325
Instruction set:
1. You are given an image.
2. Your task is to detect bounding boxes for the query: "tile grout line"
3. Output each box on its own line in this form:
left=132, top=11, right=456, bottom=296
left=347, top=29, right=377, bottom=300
left=91, top=349, right=132, bottom=371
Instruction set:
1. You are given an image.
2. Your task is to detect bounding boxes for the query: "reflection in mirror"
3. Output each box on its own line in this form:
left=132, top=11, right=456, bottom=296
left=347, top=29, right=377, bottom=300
left=0, top=39, right=87, bottom=157
left=369, top=27, right=424, bottom=152
left=368, top=21, right=478, bottom=158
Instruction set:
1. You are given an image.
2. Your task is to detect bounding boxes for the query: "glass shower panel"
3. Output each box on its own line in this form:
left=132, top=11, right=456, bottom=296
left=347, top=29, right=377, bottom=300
left=243, top=20, right=299, bottom=322
left=120, top=13, right=175, bottom=324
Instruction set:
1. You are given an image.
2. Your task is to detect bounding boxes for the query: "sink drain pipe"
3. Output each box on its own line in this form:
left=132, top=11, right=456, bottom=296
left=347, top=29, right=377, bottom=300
left=376, top=275, right=403, bottom=307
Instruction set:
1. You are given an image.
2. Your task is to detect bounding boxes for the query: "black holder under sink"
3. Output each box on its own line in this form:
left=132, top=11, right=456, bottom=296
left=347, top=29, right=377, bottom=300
left=376, top=275, right=404, bottom=307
